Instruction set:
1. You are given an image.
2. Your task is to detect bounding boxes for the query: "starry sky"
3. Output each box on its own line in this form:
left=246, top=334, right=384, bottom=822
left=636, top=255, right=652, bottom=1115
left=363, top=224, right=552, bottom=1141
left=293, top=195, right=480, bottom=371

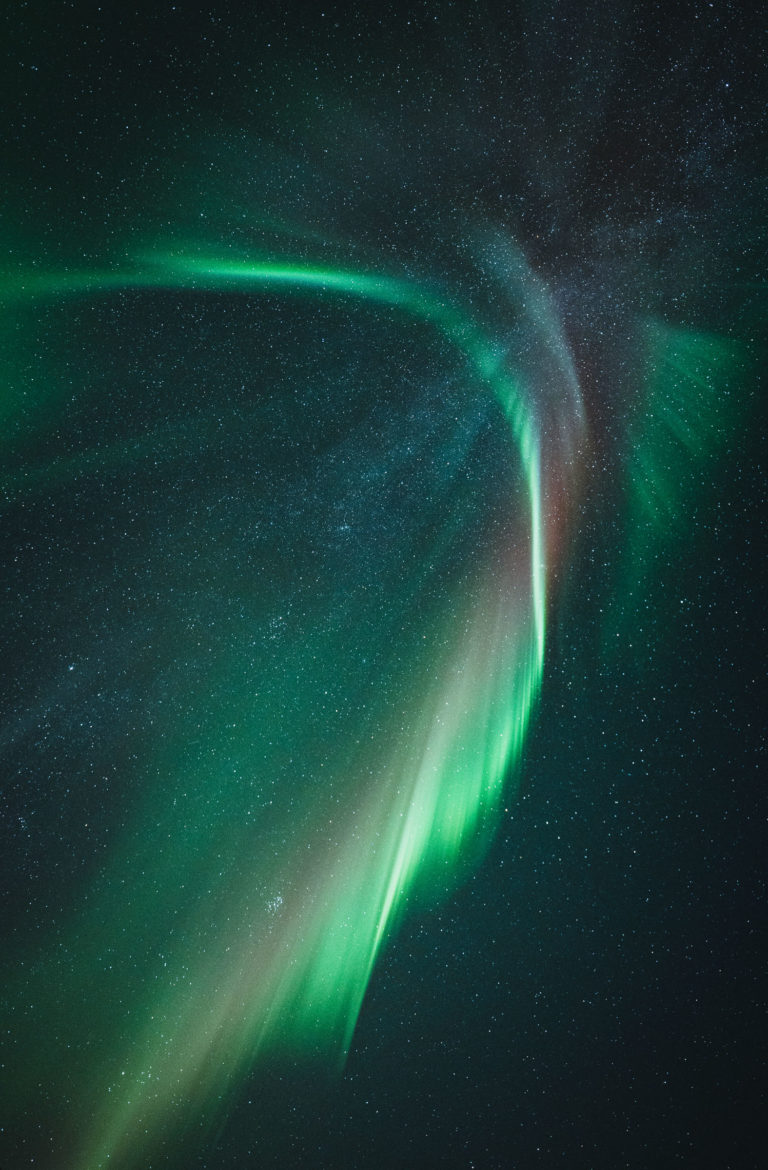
left=1, top=3, right=765, bottom=1169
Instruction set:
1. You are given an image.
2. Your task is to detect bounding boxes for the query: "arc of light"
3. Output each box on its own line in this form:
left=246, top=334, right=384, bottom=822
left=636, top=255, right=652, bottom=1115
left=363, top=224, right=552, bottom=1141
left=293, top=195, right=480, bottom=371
left=2, top=253, right=546, bottom=699
left=3, top=254, right=548, bottom=1168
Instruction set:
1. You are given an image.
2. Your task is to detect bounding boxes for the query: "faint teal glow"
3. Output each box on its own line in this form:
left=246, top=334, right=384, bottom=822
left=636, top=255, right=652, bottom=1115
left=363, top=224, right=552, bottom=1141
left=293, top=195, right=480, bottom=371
left=604, top=319, right=752, bottom=660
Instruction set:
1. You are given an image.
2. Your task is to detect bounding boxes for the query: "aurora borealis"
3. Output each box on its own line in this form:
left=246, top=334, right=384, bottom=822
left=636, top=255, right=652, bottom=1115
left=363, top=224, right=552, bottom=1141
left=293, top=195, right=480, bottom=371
left=1, top=4, right=765, bottom=1169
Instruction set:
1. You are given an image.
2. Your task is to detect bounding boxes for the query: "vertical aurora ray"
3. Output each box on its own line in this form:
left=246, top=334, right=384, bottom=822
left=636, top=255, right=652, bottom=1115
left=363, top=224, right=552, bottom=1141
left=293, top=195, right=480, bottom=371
left=0, top=249, right=581, bottom=1169
left=603, top=319, right=755, bottom=663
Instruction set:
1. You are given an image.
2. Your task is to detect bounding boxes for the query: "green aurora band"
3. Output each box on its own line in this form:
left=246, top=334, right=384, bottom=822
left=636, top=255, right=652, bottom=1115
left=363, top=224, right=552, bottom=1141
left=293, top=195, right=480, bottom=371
left=1, top=246, right=753, bottom=1170
left=1, top=251, right=571, bottom=1169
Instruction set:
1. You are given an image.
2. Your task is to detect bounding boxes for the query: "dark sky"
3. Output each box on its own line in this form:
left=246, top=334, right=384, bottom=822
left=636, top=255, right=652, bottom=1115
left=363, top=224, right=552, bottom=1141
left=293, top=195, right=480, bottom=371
left=1, top=3, right=765, bottom=1168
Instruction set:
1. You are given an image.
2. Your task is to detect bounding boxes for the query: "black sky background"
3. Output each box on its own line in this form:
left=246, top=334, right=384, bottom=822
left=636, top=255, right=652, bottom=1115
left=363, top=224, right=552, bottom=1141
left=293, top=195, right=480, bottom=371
left=1, top=3, right=766, bottom=1168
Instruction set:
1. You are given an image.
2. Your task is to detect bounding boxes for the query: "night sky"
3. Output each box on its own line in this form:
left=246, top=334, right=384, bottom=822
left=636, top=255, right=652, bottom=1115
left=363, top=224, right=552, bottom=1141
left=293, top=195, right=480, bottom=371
left=1, top=4, right=765, bottom=1169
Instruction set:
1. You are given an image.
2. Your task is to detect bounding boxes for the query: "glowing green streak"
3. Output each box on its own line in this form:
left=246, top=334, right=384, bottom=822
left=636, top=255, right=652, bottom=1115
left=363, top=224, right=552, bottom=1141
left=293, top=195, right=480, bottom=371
left=2, top=256, right=533, bottom=462
left=2, top=254, right=547, bottom=1169
left=143, top=253, right=547, bottom=1028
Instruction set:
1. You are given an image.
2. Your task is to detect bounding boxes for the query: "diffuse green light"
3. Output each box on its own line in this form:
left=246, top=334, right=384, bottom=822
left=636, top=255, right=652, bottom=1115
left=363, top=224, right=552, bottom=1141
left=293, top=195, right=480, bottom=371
left=604, top=318, right=751, bottom=658
left=1, top=250, right=549, bottom=1169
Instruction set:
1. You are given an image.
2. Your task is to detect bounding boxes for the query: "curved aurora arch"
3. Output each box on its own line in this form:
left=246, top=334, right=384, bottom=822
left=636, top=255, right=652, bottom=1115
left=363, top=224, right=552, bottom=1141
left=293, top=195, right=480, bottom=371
left=1, top=251, right=574, bottom=1170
